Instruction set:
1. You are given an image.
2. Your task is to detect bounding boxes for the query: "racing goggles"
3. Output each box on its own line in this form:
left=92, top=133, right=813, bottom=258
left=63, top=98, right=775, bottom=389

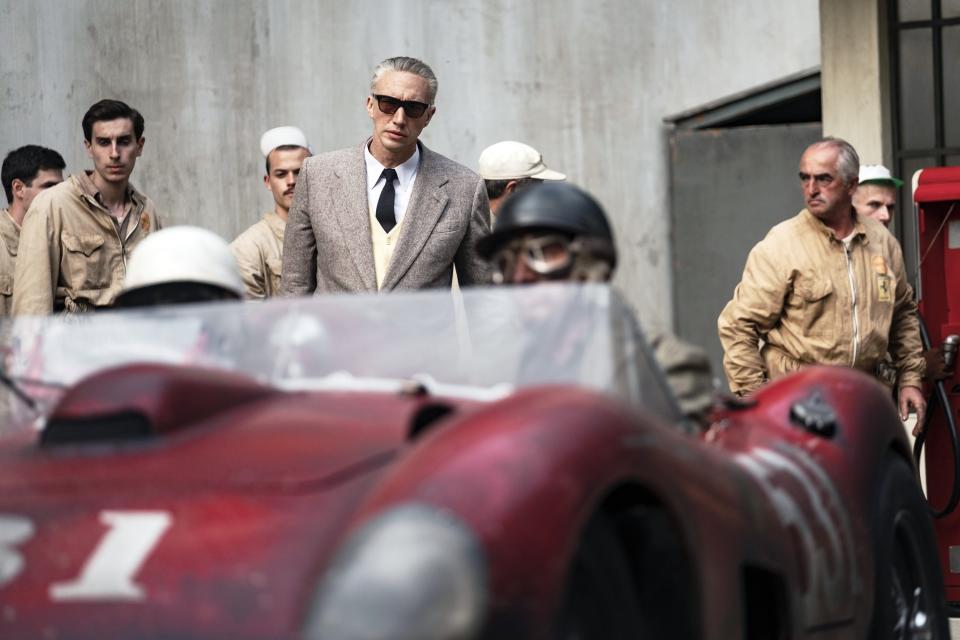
left=490, top=234, right=577, bottom=284
left=372, top=94, right=431, bottom=119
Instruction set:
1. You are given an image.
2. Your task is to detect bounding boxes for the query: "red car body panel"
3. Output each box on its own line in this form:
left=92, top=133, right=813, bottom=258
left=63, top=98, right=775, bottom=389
left=914, top=165, right=960, bottom=603
left=0, top=366, right=458, bottom=638
left=353, top=364, right=906, bottom=639
left=0, top=358, right=911, bottom=639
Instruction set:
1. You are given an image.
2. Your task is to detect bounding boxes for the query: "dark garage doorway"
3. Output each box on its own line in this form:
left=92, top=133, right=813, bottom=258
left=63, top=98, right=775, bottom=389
left=665, top=69, right=822, bottom=390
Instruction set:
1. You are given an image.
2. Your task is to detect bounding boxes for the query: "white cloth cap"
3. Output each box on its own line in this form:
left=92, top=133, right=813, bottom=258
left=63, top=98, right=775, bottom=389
left=260, top=126, right=312, bottom=157
left=859, top=164, right=904, bottom=188
left=478, top=141, right=566, bottom=181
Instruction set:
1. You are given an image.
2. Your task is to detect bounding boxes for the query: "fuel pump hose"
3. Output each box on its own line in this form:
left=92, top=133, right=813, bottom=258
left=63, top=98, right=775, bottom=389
left=913, top=320, right=960, bottom=518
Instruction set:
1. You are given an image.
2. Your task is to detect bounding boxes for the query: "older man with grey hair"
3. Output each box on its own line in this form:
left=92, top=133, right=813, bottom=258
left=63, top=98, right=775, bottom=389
left=718, top=137, right=927, bottom=430
left=281, top=56, right=490, bottom=294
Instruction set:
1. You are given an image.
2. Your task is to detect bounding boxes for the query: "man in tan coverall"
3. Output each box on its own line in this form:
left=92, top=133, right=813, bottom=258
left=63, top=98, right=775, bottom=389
left=853, top=164, right=950, bottom=382
left=0, top=145, right=65, bottom=315
left=718, top=137, right=927, bottom=430
left=231, top=126, right=311, bottom=299
left=12, top=99, right=161, bottom=314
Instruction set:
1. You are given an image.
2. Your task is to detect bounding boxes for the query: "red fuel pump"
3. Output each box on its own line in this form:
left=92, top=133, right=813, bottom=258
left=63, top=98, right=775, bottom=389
left=913, top=166, right=960, bottom=606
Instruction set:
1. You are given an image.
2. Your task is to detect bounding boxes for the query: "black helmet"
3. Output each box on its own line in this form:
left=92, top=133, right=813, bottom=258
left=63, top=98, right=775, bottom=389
left=477, top=183, right=616, bottom=269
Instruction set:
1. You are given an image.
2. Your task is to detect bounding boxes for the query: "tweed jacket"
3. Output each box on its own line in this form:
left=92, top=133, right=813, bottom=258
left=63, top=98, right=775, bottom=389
left=281, top=141, right=490, bottom=294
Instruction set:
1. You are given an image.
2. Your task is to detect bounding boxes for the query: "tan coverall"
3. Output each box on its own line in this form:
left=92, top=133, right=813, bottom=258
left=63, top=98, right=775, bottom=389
left=230, top=211, right=284, bottom=299
left=12, top=173, right=161, bottom=315
left=0, top=210, right=20, bottom=316
left=718, top=209, right=924, bottom=395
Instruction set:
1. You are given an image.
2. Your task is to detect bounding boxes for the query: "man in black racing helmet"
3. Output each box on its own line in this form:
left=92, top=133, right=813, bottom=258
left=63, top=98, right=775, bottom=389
left=477, top=182, right=616, bottom=285
left=477, top=182, right=715, bottom=430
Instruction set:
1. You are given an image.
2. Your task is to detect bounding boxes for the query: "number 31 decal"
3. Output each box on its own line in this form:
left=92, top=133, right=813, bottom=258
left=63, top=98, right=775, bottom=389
left=0, top=511, right=171, bottom=601
left=0, top=515, right=34, bottom=588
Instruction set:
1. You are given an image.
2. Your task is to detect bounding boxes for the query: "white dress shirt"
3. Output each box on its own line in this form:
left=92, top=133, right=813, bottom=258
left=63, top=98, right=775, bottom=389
left=364, top=143, right=420, bottom=225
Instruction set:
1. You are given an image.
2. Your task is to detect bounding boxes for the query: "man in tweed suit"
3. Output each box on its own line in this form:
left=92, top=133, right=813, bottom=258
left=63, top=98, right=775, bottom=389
left=281, top=56, right=491, bottom=294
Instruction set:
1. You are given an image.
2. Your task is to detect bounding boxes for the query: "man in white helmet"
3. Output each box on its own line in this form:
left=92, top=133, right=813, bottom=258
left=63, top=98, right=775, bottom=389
left=114, top=226, right=244, bottom=308
left=231, top=126, right=312, bottom=299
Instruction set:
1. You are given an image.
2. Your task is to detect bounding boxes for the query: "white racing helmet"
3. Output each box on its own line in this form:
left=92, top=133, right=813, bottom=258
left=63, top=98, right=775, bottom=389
left=115, top=226, right=244, bottom=307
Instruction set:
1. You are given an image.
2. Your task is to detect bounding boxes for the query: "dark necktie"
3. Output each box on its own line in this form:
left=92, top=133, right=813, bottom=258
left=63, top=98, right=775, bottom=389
left=376, top=168, right=398, bottom=232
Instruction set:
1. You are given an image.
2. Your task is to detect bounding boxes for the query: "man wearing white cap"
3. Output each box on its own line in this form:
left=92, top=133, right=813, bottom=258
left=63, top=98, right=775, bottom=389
left=478, top=141, right=565, bottom=216
left=854, top=164, right=951, bottom=383
left=231, top=126, right=311, bottom=299
left=853, top=164, right=902, bottom=228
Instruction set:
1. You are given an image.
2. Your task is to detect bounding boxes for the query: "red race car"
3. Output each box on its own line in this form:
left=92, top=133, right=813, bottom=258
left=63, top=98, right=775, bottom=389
left=0, top=284, right=947, bottom=639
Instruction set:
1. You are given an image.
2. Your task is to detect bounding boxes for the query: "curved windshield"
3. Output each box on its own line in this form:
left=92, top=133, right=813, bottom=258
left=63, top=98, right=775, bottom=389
left=0, top=283, right=680, bottom=434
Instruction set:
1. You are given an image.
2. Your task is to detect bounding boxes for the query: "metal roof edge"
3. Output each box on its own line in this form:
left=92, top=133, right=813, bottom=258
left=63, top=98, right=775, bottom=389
left=664, top=66, right=821, bottom=130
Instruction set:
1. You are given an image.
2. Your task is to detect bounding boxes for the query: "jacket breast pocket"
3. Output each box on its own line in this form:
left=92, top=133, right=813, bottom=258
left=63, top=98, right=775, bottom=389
left=266, top=256, right=283, bottom=294
left=432, top=206, right=464, bottom=236
left=0, top=274, right=12, bottom=299
left=61, top=232, right=108, bottom=290
left=793, top=276, right=835, bottom=339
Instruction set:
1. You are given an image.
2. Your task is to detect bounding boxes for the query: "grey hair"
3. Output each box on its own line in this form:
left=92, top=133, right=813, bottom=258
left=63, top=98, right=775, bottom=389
left=370, top=56, right=438, bottom=103
left=809, top=137, right=860, bottom=185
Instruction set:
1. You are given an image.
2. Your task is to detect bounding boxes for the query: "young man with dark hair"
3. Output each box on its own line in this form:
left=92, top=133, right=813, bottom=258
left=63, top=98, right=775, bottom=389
left=82, top=99, right=145, bottom=143
left=0, top=145, right=65, bottom=314
left=13, top=99, right=162, bottom=315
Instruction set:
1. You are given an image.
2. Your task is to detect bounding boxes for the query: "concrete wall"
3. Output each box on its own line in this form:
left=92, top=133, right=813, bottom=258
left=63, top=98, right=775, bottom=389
left=820, top=0, right=893, bottom=166
left=0, top=0, right=819, bottom=334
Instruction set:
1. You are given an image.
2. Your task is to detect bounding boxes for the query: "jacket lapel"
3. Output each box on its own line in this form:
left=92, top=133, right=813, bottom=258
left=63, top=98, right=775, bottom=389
left=381, top=144, right=448, bottom=290
left=333, top=142, right=377, bottom=292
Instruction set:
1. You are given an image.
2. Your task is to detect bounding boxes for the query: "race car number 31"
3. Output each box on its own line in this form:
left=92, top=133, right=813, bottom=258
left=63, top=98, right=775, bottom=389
left=0, top=511, right=171, bottom=601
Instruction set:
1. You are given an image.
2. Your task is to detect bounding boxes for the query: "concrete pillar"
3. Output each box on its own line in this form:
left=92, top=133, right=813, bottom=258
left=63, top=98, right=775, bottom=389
left=819, top=0, right=893, bottom=165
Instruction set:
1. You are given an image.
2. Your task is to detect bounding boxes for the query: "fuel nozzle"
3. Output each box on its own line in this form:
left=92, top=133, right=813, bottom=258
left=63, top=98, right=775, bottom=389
left=944, top=334, right=960, bottom=371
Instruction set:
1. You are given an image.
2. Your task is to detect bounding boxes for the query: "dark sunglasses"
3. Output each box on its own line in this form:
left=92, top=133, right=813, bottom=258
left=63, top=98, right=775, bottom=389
left=372, top=94, right=431, bottom=119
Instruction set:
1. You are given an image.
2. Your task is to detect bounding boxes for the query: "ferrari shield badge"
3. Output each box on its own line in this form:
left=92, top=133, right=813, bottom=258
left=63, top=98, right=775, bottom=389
left=877, top=275, right=892, bottom=302
left=873, top=256, right=892, bottom=302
